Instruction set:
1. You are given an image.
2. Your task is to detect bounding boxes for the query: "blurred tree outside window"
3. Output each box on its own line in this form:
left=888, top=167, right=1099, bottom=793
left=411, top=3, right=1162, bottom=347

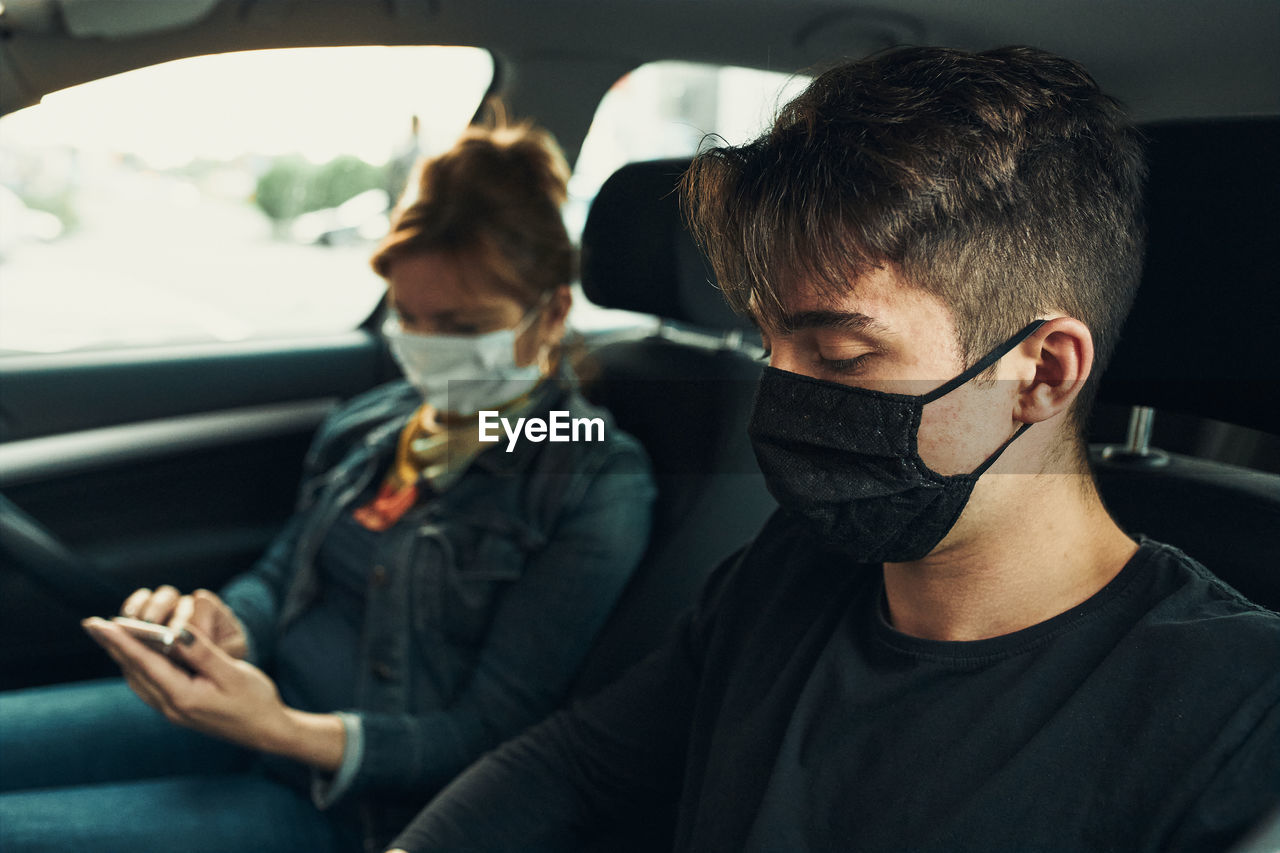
left=0, top=46, right=492, bottom=355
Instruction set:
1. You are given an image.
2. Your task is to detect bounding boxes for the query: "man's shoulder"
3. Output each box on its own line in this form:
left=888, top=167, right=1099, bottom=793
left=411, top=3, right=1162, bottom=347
left=1137, top=537, right=1279, bottom=624
left=1127, top=537, right=1280, bottom=680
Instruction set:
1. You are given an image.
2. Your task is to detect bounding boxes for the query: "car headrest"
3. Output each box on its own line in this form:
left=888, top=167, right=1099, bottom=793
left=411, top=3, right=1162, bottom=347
left=1100, top=117, right=1280, bottom=435
left=580, top=158, right=753, bottom=332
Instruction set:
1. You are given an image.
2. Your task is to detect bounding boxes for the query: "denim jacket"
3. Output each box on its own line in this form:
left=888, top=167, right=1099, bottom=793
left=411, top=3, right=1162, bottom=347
left=219, top=372, right=655, bottom=850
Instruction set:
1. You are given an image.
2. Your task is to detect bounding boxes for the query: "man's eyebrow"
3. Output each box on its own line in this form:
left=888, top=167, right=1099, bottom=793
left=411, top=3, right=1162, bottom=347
left=777, top=310, right=887, bottom=334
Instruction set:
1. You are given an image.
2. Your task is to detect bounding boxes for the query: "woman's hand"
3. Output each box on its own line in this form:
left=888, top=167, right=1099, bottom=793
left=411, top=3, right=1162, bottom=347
left=120, top=584, right=182, bottom=623
left=119, top=586, right=250, bottom=660
left=82, top=618, right=345, bottom=771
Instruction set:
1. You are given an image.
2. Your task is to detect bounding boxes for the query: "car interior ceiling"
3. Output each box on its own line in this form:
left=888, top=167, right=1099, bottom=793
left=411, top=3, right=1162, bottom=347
left=2, top=2, right=1278, bottom=146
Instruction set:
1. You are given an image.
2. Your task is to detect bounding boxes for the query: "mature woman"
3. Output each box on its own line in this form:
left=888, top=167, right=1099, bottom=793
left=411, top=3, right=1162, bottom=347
left=0, top=122, right=655, bottom=852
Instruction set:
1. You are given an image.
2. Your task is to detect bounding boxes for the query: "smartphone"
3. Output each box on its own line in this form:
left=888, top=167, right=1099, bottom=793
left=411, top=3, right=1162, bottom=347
left=111, top=616, right=190, bottom=651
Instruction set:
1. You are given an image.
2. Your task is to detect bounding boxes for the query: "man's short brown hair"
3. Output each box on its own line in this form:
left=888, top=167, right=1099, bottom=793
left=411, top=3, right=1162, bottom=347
left=683, top=45, right=1147, bottom=429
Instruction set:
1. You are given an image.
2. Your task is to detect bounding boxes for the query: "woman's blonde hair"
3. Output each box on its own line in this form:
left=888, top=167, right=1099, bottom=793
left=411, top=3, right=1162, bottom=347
left=371, top=118, right=574, bottom=306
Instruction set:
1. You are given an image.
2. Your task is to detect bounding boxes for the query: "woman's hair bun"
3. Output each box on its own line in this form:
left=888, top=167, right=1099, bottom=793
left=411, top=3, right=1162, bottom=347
left=440, top=122, right=570, bottom=208
left=371, top=115, right=576, bottom=302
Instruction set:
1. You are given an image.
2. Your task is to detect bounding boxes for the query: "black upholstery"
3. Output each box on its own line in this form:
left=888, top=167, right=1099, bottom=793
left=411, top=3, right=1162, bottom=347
left=580, top=158, right=754, bottom=333
left=1099, top=118, right=1280, bottom=434
left=1092, top=450, right=1280, bottom=608
left=1093, top=118, right=1280, bottom=610
left=570, top=159, right=776, bottom=698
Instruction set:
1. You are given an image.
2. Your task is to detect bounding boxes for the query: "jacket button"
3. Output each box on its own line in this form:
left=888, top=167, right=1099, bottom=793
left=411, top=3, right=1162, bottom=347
left=372, top=661, right=396, bottom=682
left=371, top=565, right=388, bottom=587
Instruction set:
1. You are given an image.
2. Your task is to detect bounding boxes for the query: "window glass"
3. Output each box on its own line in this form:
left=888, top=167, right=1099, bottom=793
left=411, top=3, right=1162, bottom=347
left=568, top=61, right=810, bottom=240
left=0, top=46, right=493, bottom=355
left=567, top=61, right=809, bottom=332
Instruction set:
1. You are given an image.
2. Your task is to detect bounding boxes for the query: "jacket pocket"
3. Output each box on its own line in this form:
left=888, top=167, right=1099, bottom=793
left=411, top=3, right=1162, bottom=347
left=414, top=514, right=541, bottom=648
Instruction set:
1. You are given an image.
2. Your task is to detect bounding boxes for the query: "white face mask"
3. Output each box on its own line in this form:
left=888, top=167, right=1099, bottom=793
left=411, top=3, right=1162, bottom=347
left=382, top=299, right=548, bottom=416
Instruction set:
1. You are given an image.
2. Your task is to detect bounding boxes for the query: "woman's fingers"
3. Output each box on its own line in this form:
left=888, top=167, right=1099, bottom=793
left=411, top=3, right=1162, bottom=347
left=82, top=618, right=176, bottom=712
left=169, top=593, right=197, bottom=633
left=191, top=589, right=250, bottom=659
left=168, top=624, right=237, bottom=685
left=119, top=585, right=183, bottom=624
left=138, top=585, right=181, bottom=623
left=119, top=587, right=152, bottom=618
left=85, top=619, right=187, bottom=687
left=188, top=590, right=221, bottom=636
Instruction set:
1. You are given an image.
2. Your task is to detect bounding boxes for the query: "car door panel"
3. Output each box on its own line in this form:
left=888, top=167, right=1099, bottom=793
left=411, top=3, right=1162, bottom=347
left=0, top=330, right=390, bottom=689
left=0, top=333, right=380, bottom=441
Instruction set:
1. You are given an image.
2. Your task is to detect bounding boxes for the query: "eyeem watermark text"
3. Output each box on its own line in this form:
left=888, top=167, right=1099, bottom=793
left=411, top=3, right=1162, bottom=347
left=479, top=410, right=605, bottom=452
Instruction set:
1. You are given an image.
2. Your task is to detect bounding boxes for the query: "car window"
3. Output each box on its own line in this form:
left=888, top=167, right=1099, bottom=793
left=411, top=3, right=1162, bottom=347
left=567, top=61, right=810, bottom=333
left=0, top=46, right=493, bottom=355
left=568, top=61, right=810, bottom=240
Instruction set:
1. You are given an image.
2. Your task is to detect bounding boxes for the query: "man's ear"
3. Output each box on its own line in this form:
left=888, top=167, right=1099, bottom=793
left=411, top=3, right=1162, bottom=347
left=1014, top=316, right=1094, bottom=424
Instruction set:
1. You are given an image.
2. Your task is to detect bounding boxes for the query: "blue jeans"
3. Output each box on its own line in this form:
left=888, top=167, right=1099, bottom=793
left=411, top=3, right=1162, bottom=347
left=0, top=679, right=358, bottom=853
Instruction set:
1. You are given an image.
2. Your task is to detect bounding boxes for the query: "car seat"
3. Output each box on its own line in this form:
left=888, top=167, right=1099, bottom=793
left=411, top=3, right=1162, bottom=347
left=569, top=158, right=777, bottom=698
left=1092, top=117, right=1280, bottom=611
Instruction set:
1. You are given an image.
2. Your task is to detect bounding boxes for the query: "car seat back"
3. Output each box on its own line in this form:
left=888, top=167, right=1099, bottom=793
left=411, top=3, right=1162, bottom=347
left=1093, top=117, right=1280, bottom=610
left=570, top=159, right=776, bottom=697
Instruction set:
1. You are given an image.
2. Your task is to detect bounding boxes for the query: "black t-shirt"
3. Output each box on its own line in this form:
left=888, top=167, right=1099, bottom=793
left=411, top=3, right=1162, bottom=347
left=393, top=513, right=1280, bottom=853
left=746, top=536, right=1280, bottom=852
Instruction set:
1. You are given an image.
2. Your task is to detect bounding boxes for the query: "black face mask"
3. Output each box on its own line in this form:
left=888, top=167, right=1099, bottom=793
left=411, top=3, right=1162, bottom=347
left=748, top=320, right=1046, bottom=563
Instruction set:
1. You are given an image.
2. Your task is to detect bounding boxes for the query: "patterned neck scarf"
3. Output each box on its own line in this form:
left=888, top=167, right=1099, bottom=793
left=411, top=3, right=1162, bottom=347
left=352, top=379, right=548, bottom=531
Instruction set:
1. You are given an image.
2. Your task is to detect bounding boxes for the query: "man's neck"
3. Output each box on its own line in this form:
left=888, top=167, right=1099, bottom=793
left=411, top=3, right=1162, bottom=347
left=880, top=477, right=1138, bottom=642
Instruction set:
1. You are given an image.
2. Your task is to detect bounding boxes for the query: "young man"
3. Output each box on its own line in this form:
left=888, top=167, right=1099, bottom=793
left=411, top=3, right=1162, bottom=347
left=388, top=46, right=1280, bottom=853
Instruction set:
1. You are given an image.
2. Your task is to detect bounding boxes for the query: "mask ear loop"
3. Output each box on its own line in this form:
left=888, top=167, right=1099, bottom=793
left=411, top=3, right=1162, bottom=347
left=968, top=421, right=1034, bottom=479
left=918, top=319, right=1047, bottom=405
left=928, top=319, right=1047, bottom=478
left=514, top=290, right=557, bottom=374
